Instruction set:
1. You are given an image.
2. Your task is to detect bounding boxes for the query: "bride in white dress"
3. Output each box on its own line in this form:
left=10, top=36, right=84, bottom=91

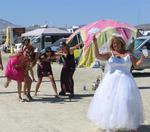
left=87, top=35, right=145, bottom=132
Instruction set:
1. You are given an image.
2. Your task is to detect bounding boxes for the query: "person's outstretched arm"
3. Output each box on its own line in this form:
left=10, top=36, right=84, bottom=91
left=55, top=49, right=67, bottom=57
left=69, top=42, right=83, bottom=54
left=130, top=54, right=145, bottom=68
left=93, top=35, right=111, bottom=61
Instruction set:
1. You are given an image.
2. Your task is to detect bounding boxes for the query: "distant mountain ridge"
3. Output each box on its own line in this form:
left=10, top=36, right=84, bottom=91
left=0, top=19, right=16, bottom=30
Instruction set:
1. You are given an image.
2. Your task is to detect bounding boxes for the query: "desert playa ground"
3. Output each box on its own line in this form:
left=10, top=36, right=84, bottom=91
left=0, top=53, right=150, bottom=132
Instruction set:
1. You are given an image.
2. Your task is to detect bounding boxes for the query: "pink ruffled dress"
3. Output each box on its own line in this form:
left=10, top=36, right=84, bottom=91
left=5, top=55, right=25, bottom=82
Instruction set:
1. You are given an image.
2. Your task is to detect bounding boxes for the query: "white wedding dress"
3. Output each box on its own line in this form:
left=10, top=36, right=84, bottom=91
left=87, top=53, right=144, bottom=131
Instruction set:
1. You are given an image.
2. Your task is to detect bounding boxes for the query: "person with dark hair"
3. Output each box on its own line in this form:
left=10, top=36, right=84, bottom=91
left=56, top=41, right=83, bottom=99
left=35, top=47, right=59, bottom=98
left=21, top=38, right=35, bottom=53
left=87, top=35, right=145, bottom=132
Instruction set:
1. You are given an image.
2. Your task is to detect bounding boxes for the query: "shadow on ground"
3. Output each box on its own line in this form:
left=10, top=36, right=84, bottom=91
left=139, top=86, right=150, bottom=90
left=0, top=91, right=18, bottom=94
left=31, top=93, right=94, bottom=103
left=132, top=72, right=150, bottom=78
left=113, top=124, right=150, bottom=132
left=31, top=97, right=66, bottom=104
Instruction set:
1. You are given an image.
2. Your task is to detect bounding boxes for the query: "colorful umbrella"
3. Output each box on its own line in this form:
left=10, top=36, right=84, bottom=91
left=67, top=19, right=137, bottom=68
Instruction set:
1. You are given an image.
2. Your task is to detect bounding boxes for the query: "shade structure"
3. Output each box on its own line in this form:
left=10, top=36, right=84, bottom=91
left=67, top=19, right=137, bottom=68
left=22, top=27, right=70, bottom=37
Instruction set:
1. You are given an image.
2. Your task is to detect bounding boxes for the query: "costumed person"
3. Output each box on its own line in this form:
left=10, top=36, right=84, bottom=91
left=35, top=47, right=59, bottom=98
left=4, top=50, right=30, bottom=101
left=56, top=41, right=83, bottom=99
left=87, top=35, right=145, bottom=132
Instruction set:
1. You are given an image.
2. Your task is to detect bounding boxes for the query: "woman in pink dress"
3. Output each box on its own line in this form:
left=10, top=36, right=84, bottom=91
left=5, top=50, right=29, bottom=101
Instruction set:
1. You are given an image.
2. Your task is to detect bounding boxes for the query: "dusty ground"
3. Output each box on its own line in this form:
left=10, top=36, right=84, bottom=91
left=0, top=53, right=150, bottom=132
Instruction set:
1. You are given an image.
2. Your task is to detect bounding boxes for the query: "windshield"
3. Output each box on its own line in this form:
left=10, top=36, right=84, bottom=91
left=68, top=33, right=82, bottom=47
left=52, top=38, right=66, bottom=46
left=134, top=38, right=146, bottom=49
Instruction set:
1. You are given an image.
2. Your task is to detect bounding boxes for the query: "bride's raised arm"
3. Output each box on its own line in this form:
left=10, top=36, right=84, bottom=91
left=93, top=35, right=111, bottom=61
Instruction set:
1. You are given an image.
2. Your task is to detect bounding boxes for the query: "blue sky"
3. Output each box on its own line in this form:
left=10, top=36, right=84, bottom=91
left=0, top=0, right=149, bottom=27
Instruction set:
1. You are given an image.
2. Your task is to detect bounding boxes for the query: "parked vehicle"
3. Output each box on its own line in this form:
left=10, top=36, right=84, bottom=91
left=49, top=38, right=67, bottom=52
left=31, top=35, right=52, bottom=49
left=131, top=36, right=150, bottom=70
left=40, top=38, right=67, bottom=53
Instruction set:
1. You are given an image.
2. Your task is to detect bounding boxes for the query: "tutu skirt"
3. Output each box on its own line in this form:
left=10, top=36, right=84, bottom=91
left=87, top=70, right=144, bottom=131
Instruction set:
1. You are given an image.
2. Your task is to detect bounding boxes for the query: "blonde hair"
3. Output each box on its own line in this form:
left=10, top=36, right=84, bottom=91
left=110, top=36, right=126, bottom=51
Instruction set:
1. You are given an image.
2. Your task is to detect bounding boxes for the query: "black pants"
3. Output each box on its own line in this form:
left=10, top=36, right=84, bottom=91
left=60, top=67, right=75, bottom=94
